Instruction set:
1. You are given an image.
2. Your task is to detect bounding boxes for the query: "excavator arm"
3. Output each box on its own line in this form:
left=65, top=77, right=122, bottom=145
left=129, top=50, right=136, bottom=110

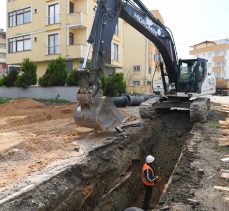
left=75, top=0, right=179, bottom=130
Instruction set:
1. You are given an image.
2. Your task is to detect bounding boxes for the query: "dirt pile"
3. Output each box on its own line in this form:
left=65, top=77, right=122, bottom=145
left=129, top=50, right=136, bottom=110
left=0, top=99, right=93, bottom=188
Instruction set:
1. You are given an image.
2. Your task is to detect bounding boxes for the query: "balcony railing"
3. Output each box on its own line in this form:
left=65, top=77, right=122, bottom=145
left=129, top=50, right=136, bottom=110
left=47, top=45, right=61, bottom=55
left=212, top=56, right=225, bottom=62
left=67, top=44, right=87, bottom=59
left=67, top=12, right=88, bottom=28
left=46, top=14, right=61, bottom=25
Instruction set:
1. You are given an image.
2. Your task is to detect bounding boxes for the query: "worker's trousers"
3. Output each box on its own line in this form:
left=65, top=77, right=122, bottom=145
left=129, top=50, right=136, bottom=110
left=142, top=185, right=153, bottom=210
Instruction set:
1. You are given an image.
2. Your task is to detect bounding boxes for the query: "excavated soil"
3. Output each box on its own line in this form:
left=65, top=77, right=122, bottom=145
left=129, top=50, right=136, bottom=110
left=0, top=99, right=94, bottom=188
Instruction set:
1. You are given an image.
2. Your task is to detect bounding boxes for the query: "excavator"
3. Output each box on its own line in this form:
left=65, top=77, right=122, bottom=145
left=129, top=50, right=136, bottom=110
left=74, top=0, right=216, bottom=130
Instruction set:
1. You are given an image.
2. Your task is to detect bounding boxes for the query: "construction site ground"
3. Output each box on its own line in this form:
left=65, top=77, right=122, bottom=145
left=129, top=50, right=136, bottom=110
left=154, top=98, right=229, bottom=211
left=0, top=96, right=228, bottom=210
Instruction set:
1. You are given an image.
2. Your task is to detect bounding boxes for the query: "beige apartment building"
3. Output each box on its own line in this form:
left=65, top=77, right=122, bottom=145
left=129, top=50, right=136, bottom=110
left=7, top=0, right=124, bottom=78
left=0, top=29, right=6, bottom=75
left=120, top=10, right=163, bottom=94
left=190, top=39, right=229, bottom=90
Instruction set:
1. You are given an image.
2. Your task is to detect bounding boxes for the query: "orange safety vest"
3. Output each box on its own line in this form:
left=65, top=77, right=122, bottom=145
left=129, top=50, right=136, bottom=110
left=141, top=163, right=155, bottom=186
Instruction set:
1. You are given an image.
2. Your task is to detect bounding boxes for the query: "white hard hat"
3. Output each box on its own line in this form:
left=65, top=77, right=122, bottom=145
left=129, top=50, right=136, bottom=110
left=146, top=155, right=155, bottom=164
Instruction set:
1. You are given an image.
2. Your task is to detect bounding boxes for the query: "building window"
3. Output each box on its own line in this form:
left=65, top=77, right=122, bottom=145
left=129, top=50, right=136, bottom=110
left=114, top=21, right=119, bottom=36
left=215, top=50, right=226, bottom=57
left=69, top=2, right=74, bottom=14
left=48, top=33, right=60, bottom=55
left=208, top=52, right=212, bottom=58
left=48, top=3, right=60, bottom=25
left=133, top=65, right=141, bottom=72
left=208, top=63, right=211, bottom=68
left=0, top=52, right=6, bottom=59
left=154, top=54, right=161, bottom=61
left=147, top=81, right=152, bottom=85
left=0, top=43, right=6, bottom=49
left=8, top=35, right=31, bottom=53
left=133, top=80, right=140, bottom=86
left=8, top=7, right=31, bottom=27
left=215, top=61, right=225, bottom=67
left=148, top=67, right=152, bottom=74
left=0, top=33, right=6, bottom=39
left=69, top=32, right=74, bottom=45
left=112, top=43, right=119, bottom=61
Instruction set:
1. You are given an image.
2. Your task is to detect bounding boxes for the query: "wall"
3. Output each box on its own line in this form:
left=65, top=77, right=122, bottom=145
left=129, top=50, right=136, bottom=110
left=0, top=86, right=79, bottom=102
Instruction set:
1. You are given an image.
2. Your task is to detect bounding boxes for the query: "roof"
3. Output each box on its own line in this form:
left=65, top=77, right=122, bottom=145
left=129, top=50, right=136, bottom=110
left=190, top=40, right=216, bottom=47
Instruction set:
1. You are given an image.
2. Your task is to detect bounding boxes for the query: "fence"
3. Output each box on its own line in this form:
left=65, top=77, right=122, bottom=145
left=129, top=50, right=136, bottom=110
left=0, top=86, right=80, bottom=102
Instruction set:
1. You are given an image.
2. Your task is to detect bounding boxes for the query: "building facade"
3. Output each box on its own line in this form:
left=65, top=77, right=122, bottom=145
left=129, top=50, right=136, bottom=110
left=120, top=10, right=163, bottom=94
left=6, top=0, right=123, bottom=78
left=190, top=39, right=229, bottom=89
left=0, top=29, right=6, bottom=76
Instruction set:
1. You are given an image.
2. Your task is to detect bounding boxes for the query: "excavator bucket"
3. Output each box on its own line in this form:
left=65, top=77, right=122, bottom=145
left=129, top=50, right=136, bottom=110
left=74, top=96, right=127, bottom=130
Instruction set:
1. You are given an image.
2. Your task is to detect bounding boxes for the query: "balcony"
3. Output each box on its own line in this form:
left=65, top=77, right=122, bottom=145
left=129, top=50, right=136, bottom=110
left=0, top=58, right=6, bottom=63
left=0, top=48, right=6, bottom=54
left=212, top=56, right=225, bottom=62
left=0, top=38, right=6, bottom=44
left=67, top=12, right=88, bottom=29
left=67, top=44, right=87, bottom=59
left=212, top=66, right=224, bottom=72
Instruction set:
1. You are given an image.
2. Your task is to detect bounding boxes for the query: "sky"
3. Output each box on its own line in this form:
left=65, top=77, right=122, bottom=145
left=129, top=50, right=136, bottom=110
left=0, top=0, right=229, bottom=58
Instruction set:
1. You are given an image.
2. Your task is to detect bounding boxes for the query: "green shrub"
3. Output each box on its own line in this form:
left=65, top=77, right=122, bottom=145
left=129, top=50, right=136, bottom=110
left=101, top=73, right=126, bottom=97
left=0, top=76, right=6, bottom=86
left=0, top=97, right=11, bottom=104
left=39, top=57, right=67, bottom=87
left=15, top=58, right=37, bottom=88
left=66, top=69, right=79, bottom=86
left=4, top=69, right=19, bottom=87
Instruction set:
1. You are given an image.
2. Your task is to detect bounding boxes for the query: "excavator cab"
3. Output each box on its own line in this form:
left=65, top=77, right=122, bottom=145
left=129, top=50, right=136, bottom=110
left=177, top=59, right=207, bottom=93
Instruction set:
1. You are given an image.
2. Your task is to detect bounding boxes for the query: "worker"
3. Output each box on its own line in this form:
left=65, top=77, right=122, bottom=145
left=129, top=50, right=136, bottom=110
left=141, top=155, right=159, bottom=211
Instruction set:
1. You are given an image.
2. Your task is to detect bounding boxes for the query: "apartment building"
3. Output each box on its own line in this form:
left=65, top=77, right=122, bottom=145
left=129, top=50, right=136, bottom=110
left=0, top=29, right=6, bottom=76
left=120, top=10, right=163, bottom=94
left=7, top=0, right=124, bottom=78
left=190, top=39, right=229, bottom=89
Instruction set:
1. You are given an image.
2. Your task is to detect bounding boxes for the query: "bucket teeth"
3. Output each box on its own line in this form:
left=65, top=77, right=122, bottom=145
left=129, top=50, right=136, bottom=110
left=74, top=97, right=127, bottom=130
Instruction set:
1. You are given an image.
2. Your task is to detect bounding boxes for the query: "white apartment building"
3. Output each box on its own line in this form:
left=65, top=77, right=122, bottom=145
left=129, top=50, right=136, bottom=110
left=190, top=39, right=229, bottom=80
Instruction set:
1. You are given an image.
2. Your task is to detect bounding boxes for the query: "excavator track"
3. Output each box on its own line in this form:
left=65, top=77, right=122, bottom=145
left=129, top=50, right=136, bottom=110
left=139, top=97, right=161, bottom=119
left=140, top=96, right=211, bottom=123
left=190, top=98, right=210, bottom=122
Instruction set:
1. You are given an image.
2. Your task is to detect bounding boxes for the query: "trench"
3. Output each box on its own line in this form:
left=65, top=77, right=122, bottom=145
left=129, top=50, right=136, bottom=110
left=0, top=111, right=192, bottom=211
left=63, top=111, right=192, bottom=211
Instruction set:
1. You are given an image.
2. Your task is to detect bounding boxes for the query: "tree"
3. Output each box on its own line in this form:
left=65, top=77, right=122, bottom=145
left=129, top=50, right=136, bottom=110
left=15, top=58, right=37, bottom=88
left=101, top=73, right=126, bottom=97
left=4, top=69, right=19, bottom=87
left=39, top=57, right=67, bottom=87
left=66, top=69, right=79, bottom=86
left=0, top=76, right=6, bottom=86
